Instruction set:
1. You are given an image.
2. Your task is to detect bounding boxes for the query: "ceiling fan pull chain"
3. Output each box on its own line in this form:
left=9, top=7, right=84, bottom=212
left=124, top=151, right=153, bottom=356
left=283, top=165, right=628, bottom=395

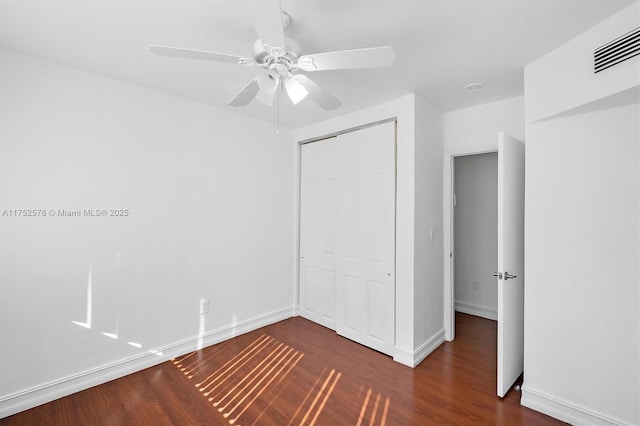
left=276, top=91, right=280, bottom=135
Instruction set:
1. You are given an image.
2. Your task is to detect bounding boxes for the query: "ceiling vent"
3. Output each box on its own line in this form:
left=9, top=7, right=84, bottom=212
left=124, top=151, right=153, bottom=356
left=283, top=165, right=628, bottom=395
left=594, top=27, right=640, bottom=73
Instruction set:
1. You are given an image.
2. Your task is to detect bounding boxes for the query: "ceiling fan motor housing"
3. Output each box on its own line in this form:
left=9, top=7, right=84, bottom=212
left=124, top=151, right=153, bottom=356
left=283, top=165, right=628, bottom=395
left=252, top=37, right=301, bottom=70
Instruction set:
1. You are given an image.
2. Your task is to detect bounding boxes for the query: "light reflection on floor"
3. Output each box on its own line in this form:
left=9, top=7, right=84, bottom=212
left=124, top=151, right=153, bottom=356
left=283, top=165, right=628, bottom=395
left=293, top=368, right=341, bottom=426
left=171, top=334, right=392, bottom=425
left=356, top=387, right=391, bottom=426
left=172, top=335, right=303, bottom=424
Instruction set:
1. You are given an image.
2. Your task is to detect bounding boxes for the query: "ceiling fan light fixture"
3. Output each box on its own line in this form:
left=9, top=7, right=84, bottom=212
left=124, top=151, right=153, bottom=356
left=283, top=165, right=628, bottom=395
left=255, top=71, right=280, bottom=106
left=256, top=88, right=277, bottom=106
left=284, top=77, right=309, bottom=104
left=257, top=71, right=279, bottom=92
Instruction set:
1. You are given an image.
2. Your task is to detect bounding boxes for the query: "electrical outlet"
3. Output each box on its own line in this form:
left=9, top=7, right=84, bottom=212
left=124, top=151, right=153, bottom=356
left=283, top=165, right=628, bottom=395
left=473, top=280, right=480, bottom=290
left=199, top=298, right=209, bottom=315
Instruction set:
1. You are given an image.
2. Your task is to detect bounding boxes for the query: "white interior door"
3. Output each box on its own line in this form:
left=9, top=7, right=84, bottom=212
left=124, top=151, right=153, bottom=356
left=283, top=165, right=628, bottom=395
left=299, top=138, right=337, bottom=330
left=335, top=122, right=396, bottom=356
left=497, top=132, right=525, bottom=397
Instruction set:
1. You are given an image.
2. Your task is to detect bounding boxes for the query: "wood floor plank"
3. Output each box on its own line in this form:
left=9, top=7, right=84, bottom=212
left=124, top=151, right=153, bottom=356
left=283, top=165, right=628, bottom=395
left=0, top=313, right=565, bottom=425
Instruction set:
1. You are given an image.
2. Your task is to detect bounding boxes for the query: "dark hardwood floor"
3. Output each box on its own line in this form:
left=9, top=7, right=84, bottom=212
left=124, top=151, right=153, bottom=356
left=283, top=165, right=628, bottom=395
left=1, top=313, right=564, bottom=425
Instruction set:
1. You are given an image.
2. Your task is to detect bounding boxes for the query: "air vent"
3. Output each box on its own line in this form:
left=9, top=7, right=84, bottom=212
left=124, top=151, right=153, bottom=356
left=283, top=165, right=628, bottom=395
left=594, top=27, right=640, bottom=73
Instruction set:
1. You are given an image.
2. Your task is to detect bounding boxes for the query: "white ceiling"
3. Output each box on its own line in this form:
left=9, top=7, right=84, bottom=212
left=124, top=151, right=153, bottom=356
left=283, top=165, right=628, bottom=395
left=0, top=0, right=635, bottom=128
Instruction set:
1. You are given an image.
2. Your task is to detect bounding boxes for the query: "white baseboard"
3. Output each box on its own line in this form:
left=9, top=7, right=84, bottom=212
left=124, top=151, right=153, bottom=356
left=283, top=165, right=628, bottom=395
left=0, top=306, right=294, bottom=420
left=392, top=346, right=414, bottom=367
left=393, top=329, right=446, bottom=368
left=413, top=329, right=446, bottom=367
left=521, top=386, right=631, bottom=426
left=455, top=300, right=497, bottom=321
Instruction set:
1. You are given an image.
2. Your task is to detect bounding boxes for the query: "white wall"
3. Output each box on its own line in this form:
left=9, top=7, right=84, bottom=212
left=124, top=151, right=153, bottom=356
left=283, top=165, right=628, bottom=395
left=0, top=49, right=295, bottom=417
left=442, top=96, right=524, bottom=339
left=454, top=153, right=498, bottom=320
left=522, top=3, right=640, bottom=424
left=525, top=2, right=640, bottom=123
left=414, top=96, right=444, bottom=352
left=295, top=93, right=445, bottom=367
left=524, top=102, right=639, bottom=426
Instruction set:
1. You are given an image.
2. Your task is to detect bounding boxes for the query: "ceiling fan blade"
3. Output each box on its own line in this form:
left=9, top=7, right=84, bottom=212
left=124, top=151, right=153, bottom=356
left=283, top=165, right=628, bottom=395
left=228, top=78, right=260, bottom=107
left=297, top=46, right=395, bottom=71
left=292, top=75, right=342, bottom=110
left=148, top=45, right=252, bottom=65
left=256, top=0, right=285, bottom=48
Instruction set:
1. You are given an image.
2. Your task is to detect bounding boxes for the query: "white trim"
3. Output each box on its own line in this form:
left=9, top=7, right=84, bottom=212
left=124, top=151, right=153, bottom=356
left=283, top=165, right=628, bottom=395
left=413, top=329, right=446, bottom=367
left=293, top=138, right=302, bottom=316
left=521, top=386, right=631, bottom=426
left=0, top=307, right=294, bottom=419
left=297, top=117, right=397, bottom=145
left=455, top=301, right=498, bottom=321
left=393, top=346, right=414, bottom=367
left=393, top=329, right=446, bottom=368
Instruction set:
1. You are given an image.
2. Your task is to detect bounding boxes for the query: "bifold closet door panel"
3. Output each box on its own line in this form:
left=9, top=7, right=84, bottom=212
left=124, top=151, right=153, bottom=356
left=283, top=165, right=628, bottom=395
left=299, top=137, right=337, bottom=330
left=335, top=122, right=396, bottom=356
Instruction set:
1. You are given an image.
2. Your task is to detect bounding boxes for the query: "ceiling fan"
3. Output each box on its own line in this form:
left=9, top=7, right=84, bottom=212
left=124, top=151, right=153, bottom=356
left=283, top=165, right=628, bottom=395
left=148, top=3, right=395, bottom=111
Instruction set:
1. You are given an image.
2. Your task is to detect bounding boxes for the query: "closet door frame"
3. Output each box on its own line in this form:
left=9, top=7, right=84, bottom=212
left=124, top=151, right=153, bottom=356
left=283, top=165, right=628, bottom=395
left=298, top=120, right=397, bottom=356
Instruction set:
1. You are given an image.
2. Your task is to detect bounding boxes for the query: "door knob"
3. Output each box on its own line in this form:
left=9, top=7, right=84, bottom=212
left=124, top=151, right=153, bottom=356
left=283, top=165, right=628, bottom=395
left=504, top=272, right=517, bottom=280
left=493, top=272, right=503, bottom=279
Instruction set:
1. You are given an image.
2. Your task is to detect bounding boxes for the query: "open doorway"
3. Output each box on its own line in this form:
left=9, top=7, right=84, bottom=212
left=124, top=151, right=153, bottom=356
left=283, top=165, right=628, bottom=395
left=453, top=152, right=498, bottom=322
left=448, top=133, right=525, bottom=398
left=451, top=151, right=501, bottom=393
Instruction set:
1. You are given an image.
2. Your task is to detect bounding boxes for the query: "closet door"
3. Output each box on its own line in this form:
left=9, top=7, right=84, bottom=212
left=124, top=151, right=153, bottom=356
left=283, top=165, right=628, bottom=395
left=299, top=137, right=337, bottom=329
left=335, top=122, right=396, bottom=356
